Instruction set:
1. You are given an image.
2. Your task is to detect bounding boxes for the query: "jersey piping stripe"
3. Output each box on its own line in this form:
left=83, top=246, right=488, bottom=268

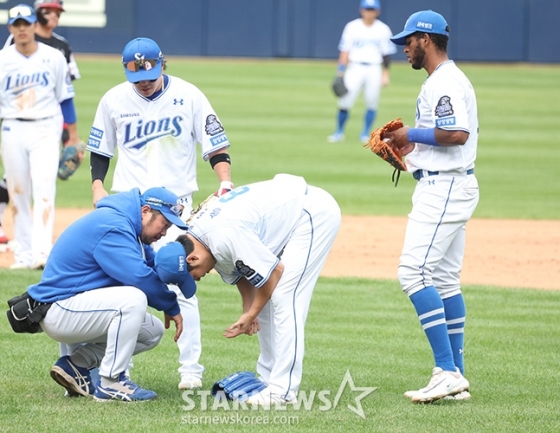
left=285, top=209, right=313, bottom=401
left=419, top=178, right=455, bottom=287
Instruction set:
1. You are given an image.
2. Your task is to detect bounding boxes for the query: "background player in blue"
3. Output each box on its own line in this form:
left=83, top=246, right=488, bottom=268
left=386, top=10, right=479, bottom=403
left=328, top=0, right=396, bottom=143
left=87, top=37, right=233, bottom=390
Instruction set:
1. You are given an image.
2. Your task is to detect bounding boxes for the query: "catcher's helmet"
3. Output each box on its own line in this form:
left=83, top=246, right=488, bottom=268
left=34, top=0, right=64, bottom=11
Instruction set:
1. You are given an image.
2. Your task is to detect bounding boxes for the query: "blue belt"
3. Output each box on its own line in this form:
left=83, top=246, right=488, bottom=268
left=413, top=168, right=474, bottom=181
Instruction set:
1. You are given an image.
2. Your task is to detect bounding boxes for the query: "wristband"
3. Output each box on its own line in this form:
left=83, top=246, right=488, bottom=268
left=337, top=63, right=346, bottom=74
left=407, top=128, right=439, bottom=146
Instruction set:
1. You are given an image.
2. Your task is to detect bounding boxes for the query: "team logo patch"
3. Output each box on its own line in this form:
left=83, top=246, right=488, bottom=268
left=434, top=96, right=454, bottom=117
left=235, top=260, right=255, bottom=278
left=205, top=114, right=224, bottom=136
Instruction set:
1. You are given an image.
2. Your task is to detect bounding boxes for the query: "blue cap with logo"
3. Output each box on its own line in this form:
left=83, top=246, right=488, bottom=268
left=8, top=4, right=37, bottom=25
left=122, top=37, right=164, bottom=83
left=155, top=242, right=196, bottom=299
left=390, top=10, right=449, bottom=45
left=140, top=187, right=187, bottom=230
left=360, top=0, right=380, bottom=10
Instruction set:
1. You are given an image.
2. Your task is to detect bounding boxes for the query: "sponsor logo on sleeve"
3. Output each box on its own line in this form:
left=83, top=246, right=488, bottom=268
left=235, top=260, right=264, bottom=286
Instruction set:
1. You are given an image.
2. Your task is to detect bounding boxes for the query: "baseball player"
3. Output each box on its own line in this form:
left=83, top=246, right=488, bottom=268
left=328, top=0, right=396, bottom=144
left=27, top=187, right=191, bottom=401
left=0, top=0, right=82, bottom=245
left=385, top=10, right=479, bottom=403
left=86, top=37, right=233, bottom=390
left=0, top=4, right=81, bottom=270
left=178, top=173, right=341, bottom=406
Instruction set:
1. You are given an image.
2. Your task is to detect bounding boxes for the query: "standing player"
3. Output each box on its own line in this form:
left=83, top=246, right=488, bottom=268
left=87, top=37, right=233, bottom=390
left=178, top=174, right=341, bottom=406
left=0, top=4, right=81, bottom=269
left=385, top=10, right=479, bottom=403
left=0, top=0, right=81, bottom=252
left=328, top=0, right=396, bottom=143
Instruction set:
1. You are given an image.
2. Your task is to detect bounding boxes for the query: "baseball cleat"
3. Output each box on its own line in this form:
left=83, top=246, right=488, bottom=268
left=50, top=356, right=94, bottom=397
left=411, top=367, right=470, bottom=404
left=327, top=132, right=345, bottom=143
left=94, top=372, right=157, bottom=402
left=244, top=388, right=296, bottom=407
left=178, top=375, right=202, bottom=390
left=404, top=389, right=471, bottom=401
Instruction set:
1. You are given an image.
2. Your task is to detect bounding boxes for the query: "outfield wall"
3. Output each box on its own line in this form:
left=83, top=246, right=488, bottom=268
left=0, top=0, right=557, bottom=63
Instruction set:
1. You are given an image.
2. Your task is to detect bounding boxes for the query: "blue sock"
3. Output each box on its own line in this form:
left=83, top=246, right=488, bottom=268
left=443, top=294, right=466, bottom=375
left=409, top=287, right=456, bottom=372
left=361, top=109, right=376, bottom=136
left=336, top=109, right=349, bottom=133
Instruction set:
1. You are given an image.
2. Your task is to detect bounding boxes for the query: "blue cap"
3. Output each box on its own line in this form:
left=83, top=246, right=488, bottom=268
left=155, top=242, right=196, bottom=299
left=360, top=0, right=380, bottom=9
left=8, top=4, right=37, bottom=25
left=390, top=10, right=449, bottom=45
left=140, top=187, right=188, bottom=230
left=122, top=37, right=164, bottom=83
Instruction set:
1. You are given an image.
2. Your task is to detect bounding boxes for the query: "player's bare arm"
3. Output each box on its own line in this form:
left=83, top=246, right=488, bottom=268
left=236, top=278, right=260, bottom=336
left=208, top=148, right=233, bottom=196
left=224, top=262, right=284, bottom=338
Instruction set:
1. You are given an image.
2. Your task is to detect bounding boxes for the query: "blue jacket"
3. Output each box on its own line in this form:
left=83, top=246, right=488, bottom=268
left=28, top=188, right=180, bottom=317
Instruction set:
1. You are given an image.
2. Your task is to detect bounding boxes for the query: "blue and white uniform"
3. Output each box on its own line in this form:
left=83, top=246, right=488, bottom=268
left=188, top=174, right=341, bottom=401
left=0, top=42, right=74, bottom=267
left=28, top=189, right=177, bottom=378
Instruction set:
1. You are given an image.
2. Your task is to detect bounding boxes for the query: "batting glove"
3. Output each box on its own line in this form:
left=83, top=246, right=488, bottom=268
left=215, top=181, right=234, bottom=197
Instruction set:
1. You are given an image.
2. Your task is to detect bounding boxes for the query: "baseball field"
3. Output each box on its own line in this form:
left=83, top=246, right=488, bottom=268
left=0, top=57, right=559, bottom=432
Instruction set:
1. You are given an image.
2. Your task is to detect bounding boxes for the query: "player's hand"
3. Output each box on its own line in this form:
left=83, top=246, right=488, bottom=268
left=223, top=313, right=256, bottom=338
left=215, top=181, right=233, bottom=197
left=92, top=181, right=109, bottom=207
left=165, top=313, right=183, bottom=342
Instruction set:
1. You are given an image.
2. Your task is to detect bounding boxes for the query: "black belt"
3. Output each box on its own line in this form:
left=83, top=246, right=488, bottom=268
left=413, top=168, right=474, bottom=181
left=356, top=62, right=373, bottom=66
left=14, top=116, right=52, bottom=122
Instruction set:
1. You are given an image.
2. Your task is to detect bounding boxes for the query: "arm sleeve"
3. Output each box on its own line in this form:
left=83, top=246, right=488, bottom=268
left=90, top=151, right=111, bottom=183
left=60, top=98, right=77, bottom=124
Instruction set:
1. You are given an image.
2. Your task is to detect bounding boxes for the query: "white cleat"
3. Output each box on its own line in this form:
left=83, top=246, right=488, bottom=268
left=245, top=388, right=296, bottom=407
left=178, top=375, right=202, bottom=390
left=405, top=389, right=471, bottom=401
left=410, top=367, right=470, bottom=404
left=327, top=132, right=345, bottom=143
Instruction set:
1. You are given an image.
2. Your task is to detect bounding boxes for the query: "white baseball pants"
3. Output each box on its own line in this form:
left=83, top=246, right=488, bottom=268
left=256, top=186, right=341, bottom=401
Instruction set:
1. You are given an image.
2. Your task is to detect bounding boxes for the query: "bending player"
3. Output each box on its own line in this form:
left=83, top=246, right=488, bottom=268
left=177, top=174, right=341, bottom=406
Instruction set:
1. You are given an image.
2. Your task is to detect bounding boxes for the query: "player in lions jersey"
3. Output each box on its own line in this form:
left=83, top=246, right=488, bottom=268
left=87, top=37, right=233, bottom=390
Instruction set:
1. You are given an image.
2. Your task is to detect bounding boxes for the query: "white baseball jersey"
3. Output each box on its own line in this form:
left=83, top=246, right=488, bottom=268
left=338, top=18, right=396, bottom=64
left=87, top=75, right=230, bottom=197
left=405, top=60, right=478, bottom=173
left=188, top=174, right=308, bottom=287
left=0, top=43, right=74, bottom=119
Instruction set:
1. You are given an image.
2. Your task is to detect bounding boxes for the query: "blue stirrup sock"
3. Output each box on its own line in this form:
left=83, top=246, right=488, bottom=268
left=409, top=287, right=456, bottom=372
left=336, top=109, right=349, bottom=133
left=443, top=294, right=466, bottom=375
left=362, top=109, right=376, bottom=136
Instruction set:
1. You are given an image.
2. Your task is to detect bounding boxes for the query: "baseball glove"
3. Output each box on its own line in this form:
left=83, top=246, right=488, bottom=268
left=211, top=371, right=267, bottom=402
left=57, top=141, right=85, bottom=181
left=363, top=118, right=407, bottom=186
left=331, top=76, right=348, bottom=97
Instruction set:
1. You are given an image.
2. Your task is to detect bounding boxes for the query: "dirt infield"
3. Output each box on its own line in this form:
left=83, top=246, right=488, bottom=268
left=1, top=209, right=558, bottom=290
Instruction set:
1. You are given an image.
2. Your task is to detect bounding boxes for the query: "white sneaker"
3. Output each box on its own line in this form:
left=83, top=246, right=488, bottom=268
left=411, top=367, right=470, bottom=404
left=327, top=132, right=345, bottom=143
left=405, top=389, right=471, bottom=401
left=10, top=262, right=30, bottom=270
left=245, top=388, right=296, bottom=407
left=178, top=375, right=202, bottom=390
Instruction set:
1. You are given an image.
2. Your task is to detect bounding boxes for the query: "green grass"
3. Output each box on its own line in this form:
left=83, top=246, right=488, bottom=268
left=1, top=272, right=559, bottom=432
left=0, top=59, right=559, bottom=432
left=4, top=57, right=557, bottom=218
